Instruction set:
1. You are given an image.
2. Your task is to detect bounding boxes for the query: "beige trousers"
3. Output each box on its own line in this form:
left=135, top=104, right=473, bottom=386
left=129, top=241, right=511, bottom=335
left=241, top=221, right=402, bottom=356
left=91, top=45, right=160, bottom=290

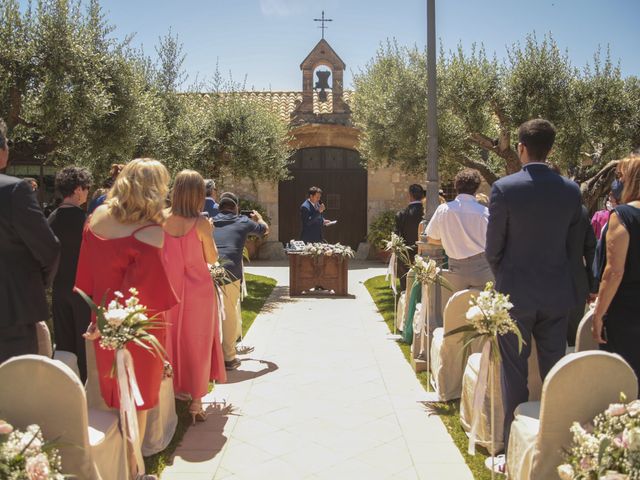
left=220, top=280, right=242, bottom=361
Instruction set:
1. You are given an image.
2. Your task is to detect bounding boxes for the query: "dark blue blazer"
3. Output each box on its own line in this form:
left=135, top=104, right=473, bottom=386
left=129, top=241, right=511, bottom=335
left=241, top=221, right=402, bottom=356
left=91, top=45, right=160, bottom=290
left=0, top=174, right=60, bottom=327
left=485, top=163, right=582, bottom=311
left=300, top=198, right=323, bottom=243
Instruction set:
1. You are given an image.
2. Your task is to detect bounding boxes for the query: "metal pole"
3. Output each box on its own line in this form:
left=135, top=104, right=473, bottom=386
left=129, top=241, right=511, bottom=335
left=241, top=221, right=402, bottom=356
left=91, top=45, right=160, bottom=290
left=414, top=0, right=445, bottom=373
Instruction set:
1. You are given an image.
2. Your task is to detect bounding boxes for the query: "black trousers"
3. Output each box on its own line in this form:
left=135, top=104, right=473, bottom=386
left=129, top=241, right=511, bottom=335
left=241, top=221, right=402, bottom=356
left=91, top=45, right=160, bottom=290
left=498, top=307, right=569, bottom=454
left=52, top=289, right=91, bottom=382
left=0, top=323, right=38, bottom=364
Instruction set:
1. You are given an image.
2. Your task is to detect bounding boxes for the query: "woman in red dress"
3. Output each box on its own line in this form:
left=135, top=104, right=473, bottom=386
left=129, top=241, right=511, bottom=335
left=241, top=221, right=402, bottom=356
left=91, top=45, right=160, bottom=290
left=75, top=158, right=178, bottom=480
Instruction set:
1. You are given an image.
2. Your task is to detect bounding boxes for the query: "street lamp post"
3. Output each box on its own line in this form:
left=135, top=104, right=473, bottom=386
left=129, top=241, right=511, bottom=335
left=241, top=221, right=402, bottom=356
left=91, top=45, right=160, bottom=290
left=412, top=0, right=445, bottom=373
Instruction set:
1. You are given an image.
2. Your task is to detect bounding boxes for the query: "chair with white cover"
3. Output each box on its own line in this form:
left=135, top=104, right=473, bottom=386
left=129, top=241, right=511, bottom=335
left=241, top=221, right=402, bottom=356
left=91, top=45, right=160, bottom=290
left=507, top=351, right=638, bottom=480
left=0, top=354, right=128, bottom=479
left=430, top=289, right=481, bottom=400
left=575, top=309, right=598, bottom=352
left=36, top=320, right=81, bottom=379
left=396, top=290, right=407, bottom=332
left=459, top=338, right=543, bottom=454
left=142, top=371, right=178, bottom=456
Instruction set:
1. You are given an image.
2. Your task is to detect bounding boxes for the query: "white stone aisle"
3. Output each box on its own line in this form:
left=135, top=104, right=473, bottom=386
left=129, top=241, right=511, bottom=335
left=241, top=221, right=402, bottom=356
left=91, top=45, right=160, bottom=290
left=160, top=261, right=473, bottom=480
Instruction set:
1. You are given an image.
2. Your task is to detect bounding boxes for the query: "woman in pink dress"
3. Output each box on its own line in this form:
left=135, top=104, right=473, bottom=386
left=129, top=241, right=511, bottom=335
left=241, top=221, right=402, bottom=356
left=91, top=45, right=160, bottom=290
left=163, top=170, right=226, bottom=424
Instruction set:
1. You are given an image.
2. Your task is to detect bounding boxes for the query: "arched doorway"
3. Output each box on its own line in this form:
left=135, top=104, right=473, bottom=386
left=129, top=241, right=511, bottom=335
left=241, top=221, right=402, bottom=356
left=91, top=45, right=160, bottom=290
left=278, top=147, right=367, bottom=250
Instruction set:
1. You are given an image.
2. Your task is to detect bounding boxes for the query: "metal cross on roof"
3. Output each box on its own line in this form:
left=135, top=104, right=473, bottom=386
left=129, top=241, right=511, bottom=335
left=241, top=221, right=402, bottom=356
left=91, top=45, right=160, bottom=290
left=314, top=11, right=333, bottom=39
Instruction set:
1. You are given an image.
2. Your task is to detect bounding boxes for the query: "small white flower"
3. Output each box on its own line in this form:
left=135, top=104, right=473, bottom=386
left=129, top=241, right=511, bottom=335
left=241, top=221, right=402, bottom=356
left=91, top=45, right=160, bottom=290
left=557, top=464, right=574, bottom=480
left=104, top=308, right=128, bottom=327
left=623, top=427, right=640, bottom=451
left=466, top=306, right=484, bottom=322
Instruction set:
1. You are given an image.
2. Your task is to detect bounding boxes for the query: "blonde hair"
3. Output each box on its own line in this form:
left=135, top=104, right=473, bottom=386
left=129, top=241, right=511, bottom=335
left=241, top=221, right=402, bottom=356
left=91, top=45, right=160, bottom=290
left=107, top=158, right=169, bottom=224
left=171, top=169, right=205, bottom=218
left=620, top=153, right=640, bottom=204
left=475, top=193, right=489, bottom=207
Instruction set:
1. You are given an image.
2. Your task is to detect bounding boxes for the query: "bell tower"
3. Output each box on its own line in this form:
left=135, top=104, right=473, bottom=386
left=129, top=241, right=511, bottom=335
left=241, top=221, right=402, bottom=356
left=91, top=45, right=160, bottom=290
left=291, top=38, right=351, bottom=126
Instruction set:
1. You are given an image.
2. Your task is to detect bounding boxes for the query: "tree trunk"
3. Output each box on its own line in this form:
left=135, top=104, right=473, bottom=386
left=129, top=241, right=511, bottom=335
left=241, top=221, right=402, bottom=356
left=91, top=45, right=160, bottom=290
left=580, top=160, right=619, bottom=213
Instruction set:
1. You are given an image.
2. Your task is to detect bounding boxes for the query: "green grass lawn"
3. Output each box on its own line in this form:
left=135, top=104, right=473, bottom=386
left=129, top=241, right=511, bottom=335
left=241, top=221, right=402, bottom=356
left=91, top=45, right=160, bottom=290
left=364, top=275, right=492, bottom=480
left=145, top=272, right=277, bottom=475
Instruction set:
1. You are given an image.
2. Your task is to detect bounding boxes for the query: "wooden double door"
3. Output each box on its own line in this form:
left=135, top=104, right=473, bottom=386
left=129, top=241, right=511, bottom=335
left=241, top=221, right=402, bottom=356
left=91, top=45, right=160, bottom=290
left=278, top=147, right=368, bottom=250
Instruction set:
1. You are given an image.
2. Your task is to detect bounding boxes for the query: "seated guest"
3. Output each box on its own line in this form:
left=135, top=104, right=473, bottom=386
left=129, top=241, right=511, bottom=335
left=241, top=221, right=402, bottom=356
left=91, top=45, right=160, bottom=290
left=76, top=158, right=178, bottom=480
left=203, top=179, right=219, bottom=218
left=0, top=118, right=60, bottom=363
left=48, top=166, right=93, bottom=381
left=593, top=153, right=640, bottom=385
left=213, top=193, right=268, bottom=370
left=395, top=184, right=425, bottom=291
left=425, top=168, right=493, bottom=291
left=163, top=170, right=226, bottom=423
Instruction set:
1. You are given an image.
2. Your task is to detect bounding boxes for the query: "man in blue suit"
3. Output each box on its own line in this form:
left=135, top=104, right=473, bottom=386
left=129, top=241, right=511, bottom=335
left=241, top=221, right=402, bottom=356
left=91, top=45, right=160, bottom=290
left=300, top=186, right=326, bottom=243
left=485, top=119, right=582, bottom=462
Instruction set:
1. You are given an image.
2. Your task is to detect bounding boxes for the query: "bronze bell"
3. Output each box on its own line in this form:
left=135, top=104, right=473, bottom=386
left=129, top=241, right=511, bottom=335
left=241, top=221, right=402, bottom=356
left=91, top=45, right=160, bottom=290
left=315, top=70, right=331, bottom=102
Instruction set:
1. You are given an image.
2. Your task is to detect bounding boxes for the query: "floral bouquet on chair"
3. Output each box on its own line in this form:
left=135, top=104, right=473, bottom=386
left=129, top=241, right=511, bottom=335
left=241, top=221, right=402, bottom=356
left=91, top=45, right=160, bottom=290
left=208, top=261, right=236, bottom=288
left=558, top=396, right=640, bottom=480
left=75, top=287, right=166, bottom=370
left=446, top=281, right=523, bottom=359
left=410, top=255, right=453, bottom=291
left=0, top=420, right=65, bottom=479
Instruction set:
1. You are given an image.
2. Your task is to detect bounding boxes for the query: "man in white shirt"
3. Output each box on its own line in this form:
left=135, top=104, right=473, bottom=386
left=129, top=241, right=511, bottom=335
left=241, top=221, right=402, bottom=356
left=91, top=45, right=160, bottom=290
left=425, top=168, right=493, bottom=292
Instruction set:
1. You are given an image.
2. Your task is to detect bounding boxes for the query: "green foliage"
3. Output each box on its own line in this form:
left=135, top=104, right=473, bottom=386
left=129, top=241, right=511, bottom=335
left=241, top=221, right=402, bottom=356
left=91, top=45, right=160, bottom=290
left=353, top=33, right=640, bottom=197
left=0, top=0, right=292, bottom=183
left=367, top=210, right=397, bottom=249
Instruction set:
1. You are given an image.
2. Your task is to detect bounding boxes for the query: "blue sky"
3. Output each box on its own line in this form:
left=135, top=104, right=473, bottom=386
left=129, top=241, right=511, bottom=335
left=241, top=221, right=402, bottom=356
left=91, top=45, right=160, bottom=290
left=61, top=0, right=640, bottom=90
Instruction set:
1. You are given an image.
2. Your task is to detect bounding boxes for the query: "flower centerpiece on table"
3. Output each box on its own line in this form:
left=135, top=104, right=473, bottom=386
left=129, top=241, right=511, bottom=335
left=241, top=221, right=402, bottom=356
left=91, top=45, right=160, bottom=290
left=0, top=420, right=65, bottom=479
left=558, top=396, right=640, bottom=480
left=300, top=242, right=354, bottom=259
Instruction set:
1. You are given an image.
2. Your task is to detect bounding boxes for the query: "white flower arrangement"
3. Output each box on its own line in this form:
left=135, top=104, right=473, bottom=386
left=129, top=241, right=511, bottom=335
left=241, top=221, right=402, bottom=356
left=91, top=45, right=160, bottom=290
left=558, top=396, right=640, bottom=480
left=409, top=255, right=453, bottom=290
left=445, top=282, right=523, bottom=360
left=300, top=242, right=354, bottom=259
left=383, top=233, right=411, bottom=266
left=75, top=287, right=166, bottom=373
left=208, top=261, right=236, bottom=287
left=0, top=420, right=65, bottom=480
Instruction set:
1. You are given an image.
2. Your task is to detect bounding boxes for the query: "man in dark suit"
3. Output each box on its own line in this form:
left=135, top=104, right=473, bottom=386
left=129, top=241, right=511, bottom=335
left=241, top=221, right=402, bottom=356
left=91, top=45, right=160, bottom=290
left=300, top=186, right=327, bottom=243
left=0, top=118, right=60, bottom=363
left=395, top=184, right=425, bottom=291
left=485, top=119, right=582, bottom=460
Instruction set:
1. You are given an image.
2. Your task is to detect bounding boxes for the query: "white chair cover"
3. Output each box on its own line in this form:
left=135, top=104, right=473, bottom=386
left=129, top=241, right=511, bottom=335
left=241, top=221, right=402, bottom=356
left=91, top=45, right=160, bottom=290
left=396, top=290, right=406, bottom=332
left=35, top=321, right=53, bottom=358
left=85, top=339, right=110, bottom=411
left=430, top=289, right=481, bottom=401
left=142, top=376, right=178, bottom=456
left=575, top=309, right=598, bottom=352
left=53, top=350, right=80, bottom=380
left=0, top=355, right=128, bottom=480
left=459, top=338, right=543, bottom=454
left=507, top=351, right=638, bottom=480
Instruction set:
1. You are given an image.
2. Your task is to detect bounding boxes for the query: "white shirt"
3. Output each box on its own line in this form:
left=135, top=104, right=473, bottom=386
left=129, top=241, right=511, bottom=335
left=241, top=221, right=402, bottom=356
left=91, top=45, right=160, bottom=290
left=425, top=194, right=489, bottom=260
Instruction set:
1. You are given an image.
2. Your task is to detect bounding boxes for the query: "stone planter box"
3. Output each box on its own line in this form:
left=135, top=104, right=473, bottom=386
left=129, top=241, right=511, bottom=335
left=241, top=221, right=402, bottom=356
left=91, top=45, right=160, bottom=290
left=288, top=253, right=349, bottom=296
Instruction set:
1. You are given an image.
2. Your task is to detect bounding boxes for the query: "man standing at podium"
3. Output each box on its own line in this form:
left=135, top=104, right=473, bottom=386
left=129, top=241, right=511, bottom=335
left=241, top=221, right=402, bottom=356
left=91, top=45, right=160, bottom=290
left=300, top=186, right=327, bottom=243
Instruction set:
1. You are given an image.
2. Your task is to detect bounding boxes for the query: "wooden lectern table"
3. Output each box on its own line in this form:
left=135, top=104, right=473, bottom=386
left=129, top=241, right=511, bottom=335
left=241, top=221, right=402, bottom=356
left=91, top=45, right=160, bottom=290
left=288, top=253, right=349, bottom=296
